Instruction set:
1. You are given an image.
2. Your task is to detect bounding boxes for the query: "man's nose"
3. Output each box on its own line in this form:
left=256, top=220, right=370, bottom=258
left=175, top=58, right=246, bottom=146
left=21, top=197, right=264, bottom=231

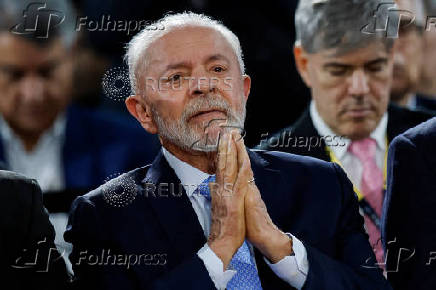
left=19, top=76, right=45, bottom=102
left=189, top=70, right=216, bottom=96
left=348, top=69, right=370, bottom=96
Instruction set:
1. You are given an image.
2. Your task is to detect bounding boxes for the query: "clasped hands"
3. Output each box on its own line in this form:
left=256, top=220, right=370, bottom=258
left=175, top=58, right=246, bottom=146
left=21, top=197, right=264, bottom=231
left=208, top=130, right=293, bottom=269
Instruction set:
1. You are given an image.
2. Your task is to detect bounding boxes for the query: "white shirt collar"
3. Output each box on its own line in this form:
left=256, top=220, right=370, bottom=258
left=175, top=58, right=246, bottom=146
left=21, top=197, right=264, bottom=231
left=310, top=100, right=387, bottom=159
left=162, top=147, right=211, bottom=197
left=0, top=112, right=67, bottom=149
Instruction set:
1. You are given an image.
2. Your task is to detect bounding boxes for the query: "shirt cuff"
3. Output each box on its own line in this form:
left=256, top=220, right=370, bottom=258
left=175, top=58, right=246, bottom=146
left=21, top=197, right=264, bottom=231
left=264, top=233, right=309, bottom=289
left=197, top=243, right=236, bottom=290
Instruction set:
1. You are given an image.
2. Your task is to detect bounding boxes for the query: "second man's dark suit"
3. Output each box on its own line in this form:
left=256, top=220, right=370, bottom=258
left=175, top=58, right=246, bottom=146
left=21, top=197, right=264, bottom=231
left=258, top=105, right=434, bottom=162
left=382, top=117, right=436, bottom=290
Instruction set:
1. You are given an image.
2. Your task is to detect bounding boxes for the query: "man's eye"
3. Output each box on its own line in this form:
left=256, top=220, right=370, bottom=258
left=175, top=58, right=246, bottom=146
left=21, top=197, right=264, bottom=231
left=329, top=69, right=347, bottom=77
left=168, top=74, right=181, bottom=81
left=6, top=69, right=24, bottom=81
left=38, top=66, right=55, bottom=78
left=366, top=65, right=383, bottom=73
left=212, top=66, right=225, bottom=73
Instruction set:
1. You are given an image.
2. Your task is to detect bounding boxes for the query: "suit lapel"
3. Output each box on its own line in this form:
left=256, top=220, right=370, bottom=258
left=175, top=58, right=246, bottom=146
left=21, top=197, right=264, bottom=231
left=247, top=150, right=285, bottom=224
left=247, top=150, right=291, bottom=288
left=142, top=151, right=206, bottom=261
left=291, top=109, right=331, bottom=162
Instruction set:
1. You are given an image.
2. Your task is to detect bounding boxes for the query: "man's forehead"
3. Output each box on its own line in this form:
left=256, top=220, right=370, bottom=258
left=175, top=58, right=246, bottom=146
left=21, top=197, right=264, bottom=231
left=0, top=33, right=65, bottom=62
left=146, top=27, right=237, bottom=69
left=315, top=42, right=390, bottom=63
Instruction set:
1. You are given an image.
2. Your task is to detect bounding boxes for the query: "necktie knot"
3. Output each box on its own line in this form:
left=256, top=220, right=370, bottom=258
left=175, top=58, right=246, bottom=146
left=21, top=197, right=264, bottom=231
left=348, top=138, right=377, bottom=163
left=195, top=175, right=216, bottom=200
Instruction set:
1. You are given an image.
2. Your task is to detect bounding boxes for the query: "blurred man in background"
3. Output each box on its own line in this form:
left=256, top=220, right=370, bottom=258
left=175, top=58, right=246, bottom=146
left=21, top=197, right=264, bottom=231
left=259, top=0, right=434, bottom=268
left=391, top=0, right=436, bottom=112
left=0, top=0, right=160, bottom=273
left=417, top=0, right=436, bottom=111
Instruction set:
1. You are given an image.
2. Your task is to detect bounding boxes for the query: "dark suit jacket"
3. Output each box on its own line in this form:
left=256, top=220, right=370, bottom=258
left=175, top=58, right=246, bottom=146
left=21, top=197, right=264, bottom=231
left=258, top=105, right=434, bottom=161
left=65, top=149, right=391, bottom=290
left=382, top=117, right=436, bottom=290
left=0, top=104, right=161, bottom=212
left=415, top=94, right=436, bottom=113
left=0, top=171, right=69, bottom=290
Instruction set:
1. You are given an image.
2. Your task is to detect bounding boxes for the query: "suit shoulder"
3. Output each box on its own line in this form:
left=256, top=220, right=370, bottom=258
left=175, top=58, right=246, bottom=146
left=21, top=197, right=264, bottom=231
left=74, top=165, right=150, bottom=208
left=391, top=117, right=436, bottom=155
left=402, top=117, right=436, bottom=141
left=0, top=170, right=39, bottom=198
left=0, top=170, right=34, bottom=184
left=251, top=149, right=334, bottom=173
left=388, top=105, right=435, bottom=133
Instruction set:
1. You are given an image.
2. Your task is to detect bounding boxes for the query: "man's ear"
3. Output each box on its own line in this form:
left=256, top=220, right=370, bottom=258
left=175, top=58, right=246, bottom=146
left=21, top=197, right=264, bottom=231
left=294, top=44, right=312, bottom=88
left=242, top=74, right=251, bottom=102
left=125, top=95, right=158, bottom=134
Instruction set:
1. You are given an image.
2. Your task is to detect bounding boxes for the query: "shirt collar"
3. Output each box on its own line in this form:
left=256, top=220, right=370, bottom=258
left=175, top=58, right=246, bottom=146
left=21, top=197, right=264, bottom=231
left=310, top=100, right=387, bottom=159
left=0, top=112, right=67, bottom=147
left=161, top=146, right=211, bottom=197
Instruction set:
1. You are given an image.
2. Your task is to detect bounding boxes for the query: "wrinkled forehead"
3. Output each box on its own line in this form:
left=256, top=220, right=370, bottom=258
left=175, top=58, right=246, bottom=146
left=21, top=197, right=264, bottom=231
left=0, top=33, right=66, bottom=66
left=144, top=26, right=239, bottom=73
left=313, top=41, right=392, bottom=64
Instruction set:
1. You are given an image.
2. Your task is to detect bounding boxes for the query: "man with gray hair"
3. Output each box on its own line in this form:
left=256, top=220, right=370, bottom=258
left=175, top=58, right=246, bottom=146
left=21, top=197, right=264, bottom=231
left=259, top=0, right=433, bottom=269
left=66, top=12, right=390, bottom=290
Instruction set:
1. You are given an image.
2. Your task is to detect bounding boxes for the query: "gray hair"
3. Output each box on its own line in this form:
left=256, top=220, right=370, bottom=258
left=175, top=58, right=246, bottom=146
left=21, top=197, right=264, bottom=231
left=295, top=0, right=395, bottom=55
left=125, top=12, right=245, bottom=94
left=0, top=0, right=76, bottom=48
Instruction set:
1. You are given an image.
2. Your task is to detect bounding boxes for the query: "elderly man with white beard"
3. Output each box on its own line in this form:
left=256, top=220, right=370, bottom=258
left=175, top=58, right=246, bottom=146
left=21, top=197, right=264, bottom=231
left=65, top=12, right=391, bottom=290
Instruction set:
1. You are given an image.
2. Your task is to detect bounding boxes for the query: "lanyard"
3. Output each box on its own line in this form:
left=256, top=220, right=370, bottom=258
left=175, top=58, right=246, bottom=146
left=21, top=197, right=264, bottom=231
left=325, top=138, right=388, bottom=201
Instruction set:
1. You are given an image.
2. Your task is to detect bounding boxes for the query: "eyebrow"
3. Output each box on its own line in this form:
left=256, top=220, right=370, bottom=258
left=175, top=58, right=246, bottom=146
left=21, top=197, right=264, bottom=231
left=163, top=62, right=190, bottom=73
left=0, top=59, right=62, bottom=71
left=323, top=57, right=388, bottom=69
left=364, top=58, right=388, bottom=67
left=206, top=54, right=230, bottom=64
left=323, top=63, right=351, bottom=70
left=162, top=54, right=231, bottom=74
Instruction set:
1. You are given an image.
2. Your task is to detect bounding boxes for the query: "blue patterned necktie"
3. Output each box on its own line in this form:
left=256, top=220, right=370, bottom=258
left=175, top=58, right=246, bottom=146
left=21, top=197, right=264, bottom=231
left=195, top=176, right=263, bottom=289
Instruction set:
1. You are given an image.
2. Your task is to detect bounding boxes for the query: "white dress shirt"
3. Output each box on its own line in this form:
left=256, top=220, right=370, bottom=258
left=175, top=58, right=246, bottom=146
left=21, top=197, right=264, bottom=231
left=310, top=101, right=387, bottom=190
left=0, top=114, right=66, bottom=192
left=162, top=147, right=308, bottom=290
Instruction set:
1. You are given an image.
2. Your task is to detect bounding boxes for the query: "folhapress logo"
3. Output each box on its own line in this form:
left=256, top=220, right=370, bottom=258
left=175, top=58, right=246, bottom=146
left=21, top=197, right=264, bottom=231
left=362, top=2, right=414, bottom=38
left=10, top=2, right=65, bottom=39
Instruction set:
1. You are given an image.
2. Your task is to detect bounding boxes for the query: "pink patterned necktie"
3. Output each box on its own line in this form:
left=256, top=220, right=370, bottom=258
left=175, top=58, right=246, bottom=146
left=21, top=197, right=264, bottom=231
left=348, top=138, right=384, bottom=266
